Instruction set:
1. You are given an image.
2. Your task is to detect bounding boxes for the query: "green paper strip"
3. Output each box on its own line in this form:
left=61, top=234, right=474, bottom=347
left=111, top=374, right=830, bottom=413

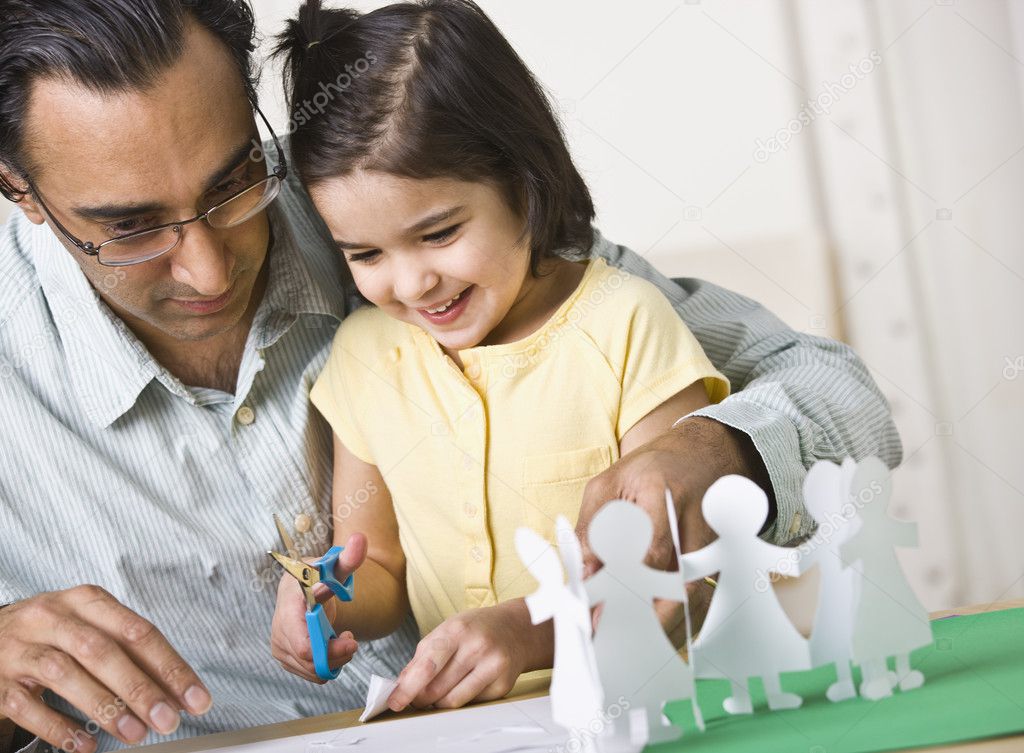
left=657, top=607, right=1024, bottom=752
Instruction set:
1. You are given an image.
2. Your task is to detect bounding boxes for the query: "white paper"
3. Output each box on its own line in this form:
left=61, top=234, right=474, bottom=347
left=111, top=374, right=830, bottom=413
left=585, top=500, right=695, bottom=745
left=516, top=518, right=604, bottom=736
left=840, top=456, right=932, bottom=700
left=801, top=458, right=860, bottom=701
left=192, top=696, right=569, bottom=753
left=679, top=475, right=810, bottom=714
left=359, top=674, right=399, bottom=722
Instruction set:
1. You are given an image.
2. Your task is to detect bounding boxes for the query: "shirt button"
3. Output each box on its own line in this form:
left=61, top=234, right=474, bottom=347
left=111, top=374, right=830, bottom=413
left=464, top=503, right=477, bottom=518
left=294, top=513, right=312, bottom=533
left=462, top=453, right=474, bottom=470
left=470, top=546, right=484, bottom=561
left=236, top=406, right=256, bottom=425
left=466, top=362, right=481, bottom=380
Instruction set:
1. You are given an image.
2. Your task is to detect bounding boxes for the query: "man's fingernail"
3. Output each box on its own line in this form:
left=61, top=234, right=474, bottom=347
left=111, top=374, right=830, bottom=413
left=184, top=684, right=212, bottom=714
left=117, top=714, right=147, bottom=742
left=149, top=701, right=180, bottom=735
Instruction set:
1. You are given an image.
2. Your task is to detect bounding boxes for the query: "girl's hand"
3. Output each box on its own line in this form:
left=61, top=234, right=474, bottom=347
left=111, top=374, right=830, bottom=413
left=386, top=599, right=550, bottom=711
left=269, top=533, right=368, bottom=683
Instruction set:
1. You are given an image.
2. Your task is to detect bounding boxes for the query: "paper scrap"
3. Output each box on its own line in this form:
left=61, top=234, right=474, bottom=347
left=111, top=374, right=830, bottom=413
left=359, top=674, right=399, bottom=722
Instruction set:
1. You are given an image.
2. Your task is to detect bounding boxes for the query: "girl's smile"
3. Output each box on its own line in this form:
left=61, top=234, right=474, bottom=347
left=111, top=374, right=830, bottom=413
left=311, top=171, right=564, bottom=361
left=417, top=284, right=473, bottom=325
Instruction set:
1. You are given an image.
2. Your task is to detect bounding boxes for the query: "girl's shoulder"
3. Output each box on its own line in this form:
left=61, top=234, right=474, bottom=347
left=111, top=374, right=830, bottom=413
left=567, top=257, right=684, bottom=333
left=332, top=303, right=416, bottom=357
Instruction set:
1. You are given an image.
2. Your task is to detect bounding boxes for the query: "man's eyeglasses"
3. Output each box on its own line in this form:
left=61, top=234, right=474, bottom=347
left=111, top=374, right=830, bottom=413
left=28, top=107, right=288, bottom=267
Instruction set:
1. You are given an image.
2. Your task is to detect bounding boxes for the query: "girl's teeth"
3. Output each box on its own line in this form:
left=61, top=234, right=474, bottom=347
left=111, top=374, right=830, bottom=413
left=426, top=292, right=461, bottom=314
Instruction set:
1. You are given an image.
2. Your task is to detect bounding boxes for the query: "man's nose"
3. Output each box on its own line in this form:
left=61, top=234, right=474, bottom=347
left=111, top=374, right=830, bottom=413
left=169, top=222, right=231, bottom=296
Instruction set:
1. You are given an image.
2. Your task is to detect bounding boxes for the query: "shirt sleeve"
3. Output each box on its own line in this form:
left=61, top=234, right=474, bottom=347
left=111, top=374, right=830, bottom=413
left=587, top=230, right=904, bottom=546
left=600, top=273, right=729, bottom=439
left=309, top=315, right=377, bottom=465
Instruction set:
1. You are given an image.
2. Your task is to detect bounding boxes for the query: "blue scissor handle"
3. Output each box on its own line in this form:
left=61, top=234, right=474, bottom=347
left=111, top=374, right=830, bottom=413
left=307, top=545, right=355, bottom=681
left=315, top=545, right=354, bottom=601
left=307, top=605, right=341, bottom=680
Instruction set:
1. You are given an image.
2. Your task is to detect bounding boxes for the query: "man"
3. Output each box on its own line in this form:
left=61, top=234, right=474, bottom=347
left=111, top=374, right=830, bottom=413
left=0, top=1, right=900, bottom=752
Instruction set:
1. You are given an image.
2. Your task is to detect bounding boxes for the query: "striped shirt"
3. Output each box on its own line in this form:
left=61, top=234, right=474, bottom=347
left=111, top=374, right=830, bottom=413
left=0, top=149, right=901, bottom=751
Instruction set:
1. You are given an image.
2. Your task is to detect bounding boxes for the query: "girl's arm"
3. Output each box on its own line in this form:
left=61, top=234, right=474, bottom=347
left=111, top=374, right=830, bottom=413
left=619, top=381, right=711, bottom=456
left=327, top=434, right=410, bottom=640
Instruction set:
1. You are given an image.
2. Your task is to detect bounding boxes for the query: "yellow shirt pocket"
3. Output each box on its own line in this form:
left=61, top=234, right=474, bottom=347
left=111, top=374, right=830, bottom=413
left=521, top=445, right=614, bottom=543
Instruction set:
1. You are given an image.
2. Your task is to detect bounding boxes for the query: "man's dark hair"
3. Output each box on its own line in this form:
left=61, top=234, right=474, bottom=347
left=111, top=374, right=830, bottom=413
left=274, top=0, right=595, bottom=270
left=0, top=0, right=260, bottom=202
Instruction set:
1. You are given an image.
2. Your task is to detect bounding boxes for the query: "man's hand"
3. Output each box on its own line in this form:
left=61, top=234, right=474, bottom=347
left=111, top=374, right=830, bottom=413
left=386, top=599, right=552, bottom=712
left=575, top=417, right=775, bottom=643
left=0, top=586, right=212, bottom=753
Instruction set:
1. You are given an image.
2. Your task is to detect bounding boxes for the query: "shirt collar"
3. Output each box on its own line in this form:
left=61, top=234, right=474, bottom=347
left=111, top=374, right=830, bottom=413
left=29, top=199, right=346, bottom=429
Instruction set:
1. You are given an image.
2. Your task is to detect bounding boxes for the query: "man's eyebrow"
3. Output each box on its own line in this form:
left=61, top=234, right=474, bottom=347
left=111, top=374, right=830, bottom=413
left=72, top=139, right=256, bottom=223
left=333, top=206, right=466, bottom=251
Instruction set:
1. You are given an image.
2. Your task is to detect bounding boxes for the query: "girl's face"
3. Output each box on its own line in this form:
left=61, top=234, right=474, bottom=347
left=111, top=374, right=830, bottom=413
left=310, top=170, right=536, bottom=354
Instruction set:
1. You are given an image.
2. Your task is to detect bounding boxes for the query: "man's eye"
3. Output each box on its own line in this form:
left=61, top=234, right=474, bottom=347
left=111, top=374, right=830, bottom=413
left=212, top=177, right=247, bottom=196
left=347, top=249, right=381, bottom=264
left=423, top=224, right=461, bottom=244
left=104, top=217, right=155, bottom=236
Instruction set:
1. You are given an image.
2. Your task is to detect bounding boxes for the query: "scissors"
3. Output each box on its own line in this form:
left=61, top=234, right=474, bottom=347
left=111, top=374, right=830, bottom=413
left=268, top=514, right=354, bottom=680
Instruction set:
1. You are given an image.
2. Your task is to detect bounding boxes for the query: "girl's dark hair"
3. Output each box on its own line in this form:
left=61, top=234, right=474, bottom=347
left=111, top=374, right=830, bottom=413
left=274, top=0, right=595, bottom=269
left=0, top=0, right=259, bottom=202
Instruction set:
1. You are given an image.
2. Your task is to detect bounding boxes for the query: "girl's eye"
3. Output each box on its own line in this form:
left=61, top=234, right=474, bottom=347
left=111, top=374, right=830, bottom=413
left=104, top=217, right=156, bottom=237
left=423, top=223, right=462, bottom=244
left=347, top=249, right=381, bottom=265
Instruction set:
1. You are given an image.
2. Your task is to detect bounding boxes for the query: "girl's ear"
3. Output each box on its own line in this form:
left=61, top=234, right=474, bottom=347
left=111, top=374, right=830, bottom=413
left=0, top=164, right=45, bottom=225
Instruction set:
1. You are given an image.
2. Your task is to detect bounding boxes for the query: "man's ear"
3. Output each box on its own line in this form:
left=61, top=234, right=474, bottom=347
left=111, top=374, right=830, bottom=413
left=0, top=163, right=45, bottom=225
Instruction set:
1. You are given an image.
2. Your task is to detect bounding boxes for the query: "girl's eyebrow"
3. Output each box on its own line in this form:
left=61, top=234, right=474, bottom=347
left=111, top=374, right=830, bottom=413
left=333, top=205, right=466, bottom=250
left=404, top=205, right=465, bottom=235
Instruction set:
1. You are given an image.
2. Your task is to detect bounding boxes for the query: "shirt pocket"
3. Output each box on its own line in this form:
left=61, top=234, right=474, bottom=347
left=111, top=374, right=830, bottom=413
left=521, top=445, right=614, bottom=543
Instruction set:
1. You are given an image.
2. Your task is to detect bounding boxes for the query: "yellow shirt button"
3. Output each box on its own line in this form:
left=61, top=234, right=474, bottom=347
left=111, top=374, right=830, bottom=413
left=236, top=406, right=255, bottom=425
left=294, top=513, right=312, bottom=533
left=470, top=545, right=484, bottom=561
left=464, top=503, right=477, bottom=518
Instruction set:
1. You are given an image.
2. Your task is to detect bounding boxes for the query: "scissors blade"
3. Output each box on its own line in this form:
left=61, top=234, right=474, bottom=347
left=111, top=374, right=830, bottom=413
left=274, top=514, right=299, bottom=559
left=268, top=550, right=318, bottom=610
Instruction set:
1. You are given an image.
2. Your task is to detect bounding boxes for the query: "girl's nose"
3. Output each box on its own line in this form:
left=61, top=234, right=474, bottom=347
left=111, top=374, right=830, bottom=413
left=394, top=263, right=441, bottom=305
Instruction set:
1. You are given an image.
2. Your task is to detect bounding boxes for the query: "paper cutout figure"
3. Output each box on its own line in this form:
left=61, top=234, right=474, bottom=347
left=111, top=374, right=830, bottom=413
left=517, top=517, right=604, bottom=752
left=801, top=458, right=860, bottom=701
left=663, top=489, right=705, bottom=732
left=679, top=475, right=810, bottom=714
left=585, top=501, right=695, bottom=745
left=841, top=456, right=933, bottom=700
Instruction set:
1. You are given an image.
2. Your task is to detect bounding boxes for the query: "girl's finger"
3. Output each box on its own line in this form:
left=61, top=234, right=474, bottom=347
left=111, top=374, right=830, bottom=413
left=326, top=632, right=358, bottom=667
left=411, top=648, right=474, bottom=708
left=434, top=662, right=503, bottom=709
left=337, top=533, right=368, bottom=577
left=388, top=636, right=457, bottom=711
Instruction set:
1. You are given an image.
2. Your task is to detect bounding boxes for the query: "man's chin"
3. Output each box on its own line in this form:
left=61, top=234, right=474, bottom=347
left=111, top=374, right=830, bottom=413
left=158, top=306, right=248, bottom=342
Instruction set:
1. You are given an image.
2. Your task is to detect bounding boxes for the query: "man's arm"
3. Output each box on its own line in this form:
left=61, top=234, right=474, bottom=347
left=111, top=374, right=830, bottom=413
left=589, top=232, right=902, bottom=544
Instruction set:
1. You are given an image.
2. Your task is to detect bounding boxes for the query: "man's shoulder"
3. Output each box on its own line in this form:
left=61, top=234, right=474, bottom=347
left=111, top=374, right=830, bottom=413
left=0, top=207, right=43, bottom=326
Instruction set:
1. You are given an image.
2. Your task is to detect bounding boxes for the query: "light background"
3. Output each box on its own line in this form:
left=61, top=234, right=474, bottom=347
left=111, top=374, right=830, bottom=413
left=4, top=0, right=1022, bottom=613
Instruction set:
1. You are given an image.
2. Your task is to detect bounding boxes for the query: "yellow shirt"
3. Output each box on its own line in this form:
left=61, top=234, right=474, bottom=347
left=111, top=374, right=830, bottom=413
left=311, top=258, right=729, bottom=636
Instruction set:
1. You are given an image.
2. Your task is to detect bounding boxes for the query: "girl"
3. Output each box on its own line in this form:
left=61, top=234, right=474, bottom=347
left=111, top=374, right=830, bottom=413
left=270, top=0, right=729, bottom=712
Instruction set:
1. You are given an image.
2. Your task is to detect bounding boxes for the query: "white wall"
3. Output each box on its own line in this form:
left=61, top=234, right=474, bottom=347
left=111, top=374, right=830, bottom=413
left=3, top=1, right=1022, bottom=612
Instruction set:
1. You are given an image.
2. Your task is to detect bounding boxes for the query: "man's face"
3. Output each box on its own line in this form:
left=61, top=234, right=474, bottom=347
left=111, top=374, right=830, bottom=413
left=16, top=20, right=270, bottom=346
